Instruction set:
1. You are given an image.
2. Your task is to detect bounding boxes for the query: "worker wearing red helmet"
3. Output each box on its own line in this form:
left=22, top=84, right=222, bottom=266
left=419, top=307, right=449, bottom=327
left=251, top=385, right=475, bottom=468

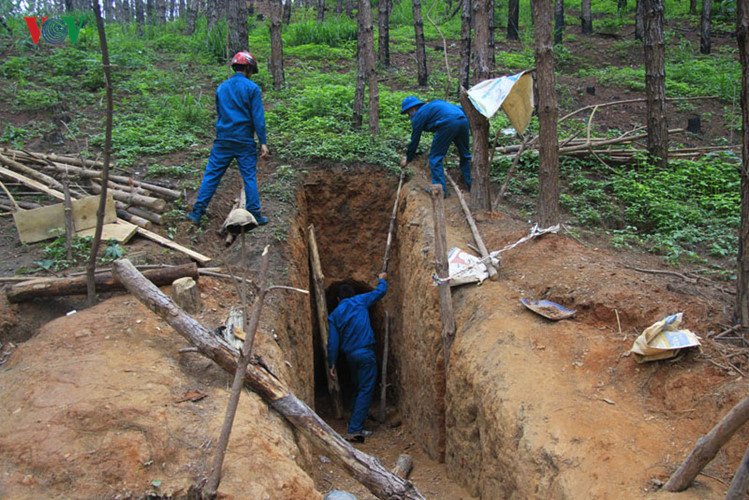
left=187, top=51, right=270, bottom=225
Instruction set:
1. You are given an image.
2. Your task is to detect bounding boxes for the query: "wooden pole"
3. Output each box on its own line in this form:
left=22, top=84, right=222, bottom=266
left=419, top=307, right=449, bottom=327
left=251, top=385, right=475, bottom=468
left=62, top=177, right=75, bottom=262
left=378, top=311, right=390, bottom=422
left=381, top=170, right=405, bottom=274
left=664, top=394, right=749, bottom=491
left=0, top=152, right=65, bottom=192
left=445, top=171, right=499, bottom=280
left=88, top=0, right=114, bottom=307
left=205, top=246, right=271, bottom=496
left=392, top=454, right=414, bottom=479
left=308, top=224, right=344, bottom=419
left=90, top=182, right=167, bottom=212
left=5, top=263, right=199, bottom=303
left=727, top=442, right=749, bottom=499
left=111, top=259, right=425, bottom=500
left=429, top=184, right=456, bottom=366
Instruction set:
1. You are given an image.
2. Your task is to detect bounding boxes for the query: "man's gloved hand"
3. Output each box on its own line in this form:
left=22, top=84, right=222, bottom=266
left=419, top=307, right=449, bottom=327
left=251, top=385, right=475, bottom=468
left=400, top=157, right=408, bottom=168
left=260, top=144, right=270, bottom=159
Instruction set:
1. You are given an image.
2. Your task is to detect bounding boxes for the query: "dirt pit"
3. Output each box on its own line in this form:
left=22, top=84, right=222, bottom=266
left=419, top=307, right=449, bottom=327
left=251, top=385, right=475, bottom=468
left=1, top=162, right=748, bottom=499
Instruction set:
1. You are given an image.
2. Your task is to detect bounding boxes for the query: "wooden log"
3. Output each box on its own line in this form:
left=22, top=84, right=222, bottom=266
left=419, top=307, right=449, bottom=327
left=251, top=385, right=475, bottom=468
left=727, top=441, right=749, bottom=499
left=90, top=182, right=166, bottom=212
left=116, top=209, right=152, bottom=229
left=172, top=277, right=201, bottom=314
left=3, top=149, right=105, bottom=169
left=133, top=226, right=211, bottom=265
left=445, top=172, right=499, bottom=281
left=107, top=180, right=151, bottom=197
left=34, top=159, right=181, bottom=200
left=0, top=165, right=65, bottom=200
left=121, top=204, right=163, bottom=225
left=0, top=197, right=40, bottom=209
left=111, top=259, right=425, bottom=500
left=0, top=152, right=65, bottom=192
left=392, top=454, right=414, bottom=479
left=378, top=311, right=390, bottom=423
left=6, top=263, right=198, bottom=303
left=308, top=224, right=344, bottom=420
left=381, top=170, right=405, bottom=274
left=664, top=394, right=749, bottom=491
left=430, top=184, right=456, bottom=366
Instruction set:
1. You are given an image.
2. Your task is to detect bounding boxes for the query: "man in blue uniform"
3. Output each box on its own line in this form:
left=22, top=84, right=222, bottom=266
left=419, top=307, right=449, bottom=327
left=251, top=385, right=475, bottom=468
left=328, top=273, right=388, bottom=442
left=399, top=96, right=472, bottom=195
left=187, top=51, right=270, bottom=225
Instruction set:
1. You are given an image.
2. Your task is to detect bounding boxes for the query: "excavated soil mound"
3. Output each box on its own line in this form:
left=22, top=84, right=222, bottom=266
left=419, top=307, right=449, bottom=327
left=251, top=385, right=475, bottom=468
left=0, top=292, right=319, bottom=499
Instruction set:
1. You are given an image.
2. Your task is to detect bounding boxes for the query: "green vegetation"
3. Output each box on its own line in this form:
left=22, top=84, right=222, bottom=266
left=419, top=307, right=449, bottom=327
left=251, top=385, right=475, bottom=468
left=34, top=236, right=125, bottom=271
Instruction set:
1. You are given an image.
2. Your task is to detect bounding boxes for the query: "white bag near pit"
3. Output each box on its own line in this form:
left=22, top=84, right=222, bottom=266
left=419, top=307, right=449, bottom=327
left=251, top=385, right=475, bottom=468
left=447, top=247, right=498, bottom=287
left=629, top=312, right=701, bottom=363
left=466, top=71, right=534, bottom=134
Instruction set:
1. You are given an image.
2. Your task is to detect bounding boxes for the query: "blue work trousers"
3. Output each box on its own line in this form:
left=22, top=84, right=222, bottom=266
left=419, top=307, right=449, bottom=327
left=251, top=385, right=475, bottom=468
left=429, top=116, right=472, bottom=193
left=346, top=347, right=377, bottom=434
left=192, top=140, right=261, bottom=217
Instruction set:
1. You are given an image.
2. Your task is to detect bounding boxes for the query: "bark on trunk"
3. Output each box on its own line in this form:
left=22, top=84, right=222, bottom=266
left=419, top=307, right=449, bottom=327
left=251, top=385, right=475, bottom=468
left=317, top=0, right=325, bottom=21
left=156, top=0, right=166, bottom=22
left=635, top=0, right=644, bottom=40
left=690, top=0, right=697, bottom=15
left=413, top=0, right=428, bottom=86
left=507, top=0, right=519, bottom=40
left=378, top=0, right=391, bottom=67
left=727, top=442, right=749, bottom=500
left=474, top=0, right=492, bottom=80
left=227, top=0, right=248, bottom=55
left=283, top=0, right=291, bottom=24
left=360, top=0, right=379, bottom=133
left=353, top=24, right=366, bottom=128
left=269, top=0, right=285, bottom=90
left=337, top=0, right=343, bottom=14
left=459, top=88, right=491, bottom=211
left=104, top=0, right=113, bottom=20
left=533, top=0, right=560, bottom=227
left=111, top=259, right=426, bottom=500
left=664, top=395, right=749, bottom=491
left=580, top=0, right=592, bottom=34
left=146, top=0, right=154, bottom=23
left=554, top=0, right=564, bottom=44
left=6, top=264, right=199, bottom=303
left=700, top=0, right=712, bottom=54
left=489, top=0, right=495, bottom=66
left=738, top=0, right=749, bottom=333
left=135, top=0, right=145, bottom=34
left=643, top=0, right=668, bottom=168
left=459, top=0, right=472, bottom=92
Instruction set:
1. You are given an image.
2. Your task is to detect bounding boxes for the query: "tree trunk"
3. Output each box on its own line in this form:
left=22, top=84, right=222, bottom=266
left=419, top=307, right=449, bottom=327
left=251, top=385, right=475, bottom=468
left=664, top=395, right=749, bottom=491
left=283, top=0, right=291, bottom=24
left=135, top=0, right=144, bottom=34
left=104, top=0, right=113, bottom=20
left=580, top=0, right=592, bottom=34
left=727, top=442, right=749, bottom=500
left=169, top=0, right=175, bottom=19
left=738, top=0, right=749, bottom=333
left=156, top=0, right=166, bottom=22
left=122, top=0, right=131, bottom=20
left=227, top=0, right=248, bottom=54
left=270, top=0, right=285, bottom=89
left=353, top=35, right=366, bottom=129
left=690, top=0, right=697, bottom=15
left=355, top=0, right=378, bottom=133
left=474, top=0, right=492, bottom=80
left=554, top=0, right=564, bottom=44
left=635, top=0, right=644, bottom=40
left=507, top=0, right=519, bottom=40
left=643, top=0, right=668, bottom=168
left=459, top=88, right=491, bottom=211
left=110, top=259, right=426, bottom=500
left=488, top=0, right=495, bottom=66
left=146, top=0, right=154, bottom=23
left=337, top=0, right=343, bottom=14
left=413, top=0, right=428, bottom=86
left=700, top=0, right=712, bottom=54
left=179, top=0, right=185, bottom=17
left=378, top=0, right=390, bottom=67
left=317, top=0, right=325, bottom=21
left=459, top=0, right=472, bottom=92
left=185, top=0, right=197, bottom=33
left=346, top=0, right=354, bottom=17
left=533, top=0, right=560, bottom=227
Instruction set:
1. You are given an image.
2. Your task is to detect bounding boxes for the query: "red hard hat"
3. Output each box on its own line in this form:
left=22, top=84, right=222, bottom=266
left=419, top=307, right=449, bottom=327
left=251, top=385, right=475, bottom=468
left=230, top=51, right=258, bottom=74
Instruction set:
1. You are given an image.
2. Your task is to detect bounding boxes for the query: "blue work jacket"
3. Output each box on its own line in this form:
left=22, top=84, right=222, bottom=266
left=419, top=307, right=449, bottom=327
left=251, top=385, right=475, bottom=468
left=406, top=100, right=466, bottom=162
left=327, top=279, right=388, bottom=367
left=214, top=72, right=267, bottom=145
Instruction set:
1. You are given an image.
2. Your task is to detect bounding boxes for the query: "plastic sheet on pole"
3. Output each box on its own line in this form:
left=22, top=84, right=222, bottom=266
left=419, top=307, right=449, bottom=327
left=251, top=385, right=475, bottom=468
left=466, top=71, right=534, bottom=134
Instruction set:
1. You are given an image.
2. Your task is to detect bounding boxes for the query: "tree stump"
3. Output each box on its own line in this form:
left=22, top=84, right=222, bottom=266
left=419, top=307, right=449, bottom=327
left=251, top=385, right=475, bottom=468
left=172, top=277, right=201, bottom=314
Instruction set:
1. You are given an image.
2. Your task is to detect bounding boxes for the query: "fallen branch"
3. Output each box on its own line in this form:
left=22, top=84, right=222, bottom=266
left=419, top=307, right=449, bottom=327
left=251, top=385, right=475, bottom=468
left=623, top=265, right=697, bottom=284
left=111, top=259, right=425, bottom=500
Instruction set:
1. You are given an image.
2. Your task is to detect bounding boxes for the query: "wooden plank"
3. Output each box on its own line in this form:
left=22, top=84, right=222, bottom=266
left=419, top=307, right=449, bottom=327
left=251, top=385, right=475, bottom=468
left=132, top=224, right=212, bottom=265
left=13, top=195, right=116, bottom=244
left=76, top=221, right=137, bottom=244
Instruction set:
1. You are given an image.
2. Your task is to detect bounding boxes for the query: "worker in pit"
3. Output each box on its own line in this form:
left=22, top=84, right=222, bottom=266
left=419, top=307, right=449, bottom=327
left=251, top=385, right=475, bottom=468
left=399, top=96, right=472, bottom=196
left=328, top=273, right=388, bottom=442
left=187, top=51, right=270, bottom=226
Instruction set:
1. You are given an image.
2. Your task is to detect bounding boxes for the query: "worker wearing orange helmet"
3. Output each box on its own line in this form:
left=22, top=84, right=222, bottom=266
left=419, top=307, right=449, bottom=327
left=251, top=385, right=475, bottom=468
left=188, top=51, right=270, bottom=225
